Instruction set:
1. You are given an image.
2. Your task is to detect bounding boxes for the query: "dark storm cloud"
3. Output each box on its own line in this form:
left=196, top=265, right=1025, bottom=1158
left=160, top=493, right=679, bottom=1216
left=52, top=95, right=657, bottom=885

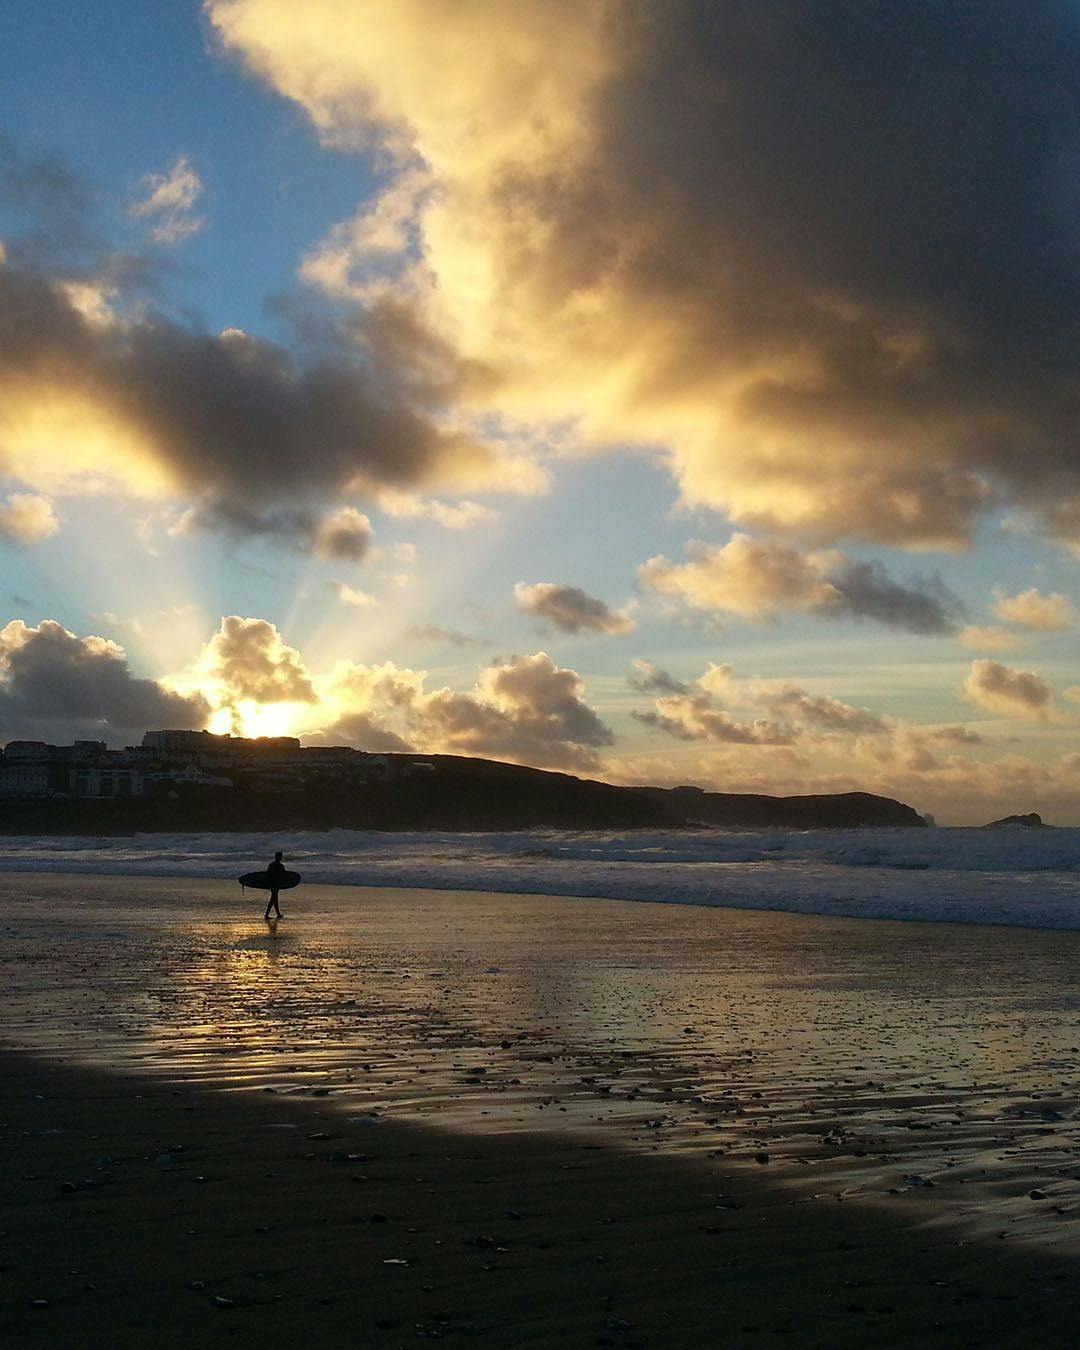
left=0, top=131, right=528, bottom=541
left=514, top=582, right=634, bottom=635
left=0, top=619, right=207, bottom=735
left=0, top=266, right=497, bottom=505
left=186, top=501, right=375, bottom=562
left=627, top=659, right=689, bottom=696
left=822, top=561, right=965, bottom=636
left=0, top=132, right=100, bottom=267
left=595, top=0, right=1080, bottom=544
left=221, top=0, right=1080, bottom=549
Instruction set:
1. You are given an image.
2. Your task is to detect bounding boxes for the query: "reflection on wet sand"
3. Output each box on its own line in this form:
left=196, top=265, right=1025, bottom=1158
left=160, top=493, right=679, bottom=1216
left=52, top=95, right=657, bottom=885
left=4, top=872, right=1080, bottom=1256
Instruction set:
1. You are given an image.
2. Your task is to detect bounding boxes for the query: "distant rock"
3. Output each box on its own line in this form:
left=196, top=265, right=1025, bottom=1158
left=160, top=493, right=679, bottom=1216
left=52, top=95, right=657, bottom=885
left=981, top=812, right=1048, bottom=829
left=644, top=786, right=926, bottom=829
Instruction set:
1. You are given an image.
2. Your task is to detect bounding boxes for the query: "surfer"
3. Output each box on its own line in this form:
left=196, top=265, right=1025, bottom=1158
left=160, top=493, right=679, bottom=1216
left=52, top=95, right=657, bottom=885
left=264, top=851, right=287, bottom=921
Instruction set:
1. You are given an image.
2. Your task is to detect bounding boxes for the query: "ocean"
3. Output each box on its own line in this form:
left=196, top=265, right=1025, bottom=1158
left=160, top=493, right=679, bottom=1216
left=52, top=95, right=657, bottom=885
left=2, top=825, right=1079, bottom=930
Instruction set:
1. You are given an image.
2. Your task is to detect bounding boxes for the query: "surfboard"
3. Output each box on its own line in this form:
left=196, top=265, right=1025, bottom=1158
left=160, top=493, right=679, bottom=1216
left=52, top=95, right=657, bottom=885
left=239, top=869, right=302, bottom=892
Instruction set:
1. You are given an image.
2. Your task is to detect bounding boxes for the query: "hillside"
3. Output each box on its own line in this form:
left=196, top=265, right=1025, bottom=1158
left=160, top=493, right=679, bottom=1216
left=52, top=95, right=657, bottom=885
left=0, top=751, right=925, bottom=834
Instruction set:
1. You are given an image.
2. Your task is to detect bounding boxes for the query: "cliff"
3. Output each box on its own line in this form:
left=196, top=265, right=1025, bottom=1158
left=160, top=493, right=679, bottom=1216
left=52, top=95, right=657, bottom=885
left=0, top=751, right=925, bottom=834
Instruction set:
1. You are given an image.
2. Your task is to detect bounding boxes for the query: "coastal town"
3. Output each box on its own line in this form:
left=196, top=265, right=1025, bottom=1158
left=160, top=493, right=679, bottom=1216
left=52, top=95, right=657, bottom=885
left=0, top=730, right=404, bottom=800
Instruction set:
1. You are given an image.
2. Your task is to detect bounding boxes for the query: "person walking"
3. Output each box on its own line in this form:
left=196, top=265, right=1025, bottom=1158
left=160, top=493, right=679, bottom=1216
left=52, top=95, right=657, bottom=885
left=264, top=850, right=287, bottom=921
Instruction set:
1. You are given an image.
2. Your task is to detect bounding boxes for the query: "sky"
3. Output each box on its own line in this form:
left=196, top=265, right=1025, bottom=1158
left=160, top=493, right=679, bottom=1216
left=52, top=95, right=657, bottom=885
left=1, top=0, right=1079, bottom=825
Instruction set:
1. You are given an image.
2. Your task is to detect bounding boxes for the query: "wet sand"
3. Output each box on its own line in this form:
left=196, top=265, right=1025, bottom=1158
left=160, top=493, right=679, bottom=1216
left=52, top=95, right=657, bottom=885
left=4, top=874, right=1080, bottom=1345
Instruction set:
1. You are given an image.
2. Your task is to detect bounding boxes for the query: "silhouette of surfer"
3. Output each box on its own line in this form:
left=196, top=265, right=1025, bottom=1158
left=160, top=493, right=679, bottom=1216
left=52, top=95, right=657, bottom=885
left=264, top=851, right=287, bottom=921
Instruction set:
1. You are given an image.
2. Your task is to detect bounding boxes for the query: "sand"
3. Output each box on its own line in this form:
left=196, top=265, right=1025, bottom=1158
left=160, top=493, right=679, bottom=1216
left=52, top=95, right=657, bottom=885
left=3, top=873, right=1080, bottom=1346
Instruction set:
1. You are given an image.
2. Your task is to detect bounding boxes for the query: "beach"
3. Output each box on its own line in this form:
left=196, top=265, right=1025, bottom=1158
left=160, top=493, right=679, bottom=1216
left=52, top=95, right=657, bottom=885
left=4, top=874, right=1080, bottom=1346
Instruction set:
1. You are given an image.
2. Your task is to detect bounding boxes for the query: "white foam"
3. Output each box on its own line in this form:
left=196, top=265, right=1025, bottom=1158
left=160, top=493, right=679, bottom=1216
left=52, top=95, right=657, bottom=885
left=2, top=826, right=1079, bottom=930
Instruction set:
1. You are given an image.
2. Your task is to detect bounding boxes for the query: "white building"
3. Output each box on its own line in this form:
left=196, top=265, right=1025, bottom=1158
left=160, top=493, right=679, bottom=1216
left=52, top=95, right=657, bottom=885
left=0, top=763, right=50, bottom=796
left=4, top=741, right=49, bottom=761
left=70, top=766, right=145, bottom=798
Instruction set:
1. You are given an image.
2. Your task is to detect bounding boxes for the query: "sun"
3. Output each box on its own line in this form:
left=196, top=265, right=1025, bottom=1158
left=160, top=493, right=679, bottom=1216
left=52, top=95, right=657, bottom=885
left=207, top=700, right=305, bottom=739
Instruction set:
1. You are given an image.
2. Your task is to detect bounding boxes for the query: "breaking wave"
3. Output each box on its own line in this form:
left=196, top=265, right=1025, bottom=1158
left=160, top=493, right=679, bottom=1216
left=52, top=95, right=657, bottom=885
left=3, top=826, right=1080, bottom=930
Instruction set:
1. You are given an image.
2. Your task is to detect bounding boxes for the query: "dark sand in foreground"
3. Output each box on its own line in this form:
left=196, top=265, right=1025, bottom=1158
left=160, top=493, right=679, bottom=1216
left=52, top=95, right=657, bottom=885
left=4, top=874, right=1080, bottom=1346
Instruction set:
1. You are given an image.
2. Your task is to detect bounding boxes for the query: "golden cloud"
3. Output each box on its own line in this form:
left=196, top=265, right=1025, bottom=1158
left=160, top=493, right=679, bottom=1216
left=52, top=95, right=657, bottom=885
left=991, top=587, right=1075, bottom=632
left=962, top=659, right=1055, bottom=721
left=0, top=492, right=59, bottom=546
left=211, top=0, right=1080, bottom=549
left=639, top=534, right=961, bottom=633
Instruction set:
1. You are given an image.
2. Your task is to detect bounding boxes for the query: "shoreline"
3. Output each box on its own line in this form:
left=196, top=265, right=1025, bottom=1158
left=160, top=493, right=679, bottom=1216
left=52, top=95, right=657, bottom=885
left=5, top=874, right=1080, bottom=1343
left=5, top=1050, right=1080, bottom=1348
left=0, top=863, right=1078, bottom=935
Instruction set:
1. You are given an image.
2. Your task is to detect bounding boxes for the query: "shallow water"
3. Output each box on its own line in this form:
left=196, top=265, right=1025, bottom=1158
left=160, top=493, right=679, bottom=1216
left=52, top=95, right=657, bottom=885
left=3, top=825, right=1080, bottom=929
left=4, top=872, right=1080, bottom=1255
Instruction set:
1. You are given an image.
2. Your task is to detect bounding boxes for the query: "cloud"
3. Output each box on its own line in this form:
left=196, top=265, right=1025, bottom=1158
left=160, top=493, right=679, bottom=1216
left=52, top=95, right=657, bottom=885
left=92, top=611, right=145, bottom=641
left=992, top=587, right=1075, bottom=631
left=630, top=662, right=976, bottom=771
left=406, top=624, right=482, bottom=648
left=314, top=506, right=373, bottom=561
left=640, top=534, right=961, bottom=633
left=315, top=658, right=422, bottom=750
left=932, top=725, right=984, bottom=747
left=631, top=663, right=794, bottom=745
left=377, top=489, right=497, bottom=529
left=514, top=582, right=634, bottom=636
left=177, top=616, right=612, bottom=771
left=613, top=721, right=1078, bottom=827
left=332, top=581, right=376, bottom=607
left=177, top=500, right=376, bottom=562
left=754, top=683, right=891, bottom=736
left=0, top=164, right=542, bottom=538
left=641, top=535, right=830, bottom=619
left=633, top=699, right=794, bottom=746
left=962, top=660, right=1054, bottom=720
left=320, top=648, right=612, bottom=769
left=210, top=1, right=1080, bottom=552
left=958, top=625, right=1026, bottom=653
left=821, top=560, right=964, bottom=635
left=0, top=492, right=58, bottom=546
left=324, top=710, right=413, bottom=752
left=0, top=618, right=206, bottom=737
left=131, top=155, right=205, bottom=244
left=0, top=132, right=99, bottom=269
left=298, top=165, right=433, bottom=301
left=417, top=652, right=613, bottom=768
left=195, top=617, right=317, bottom=732
left=627, top=658, right=688, bottom=695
